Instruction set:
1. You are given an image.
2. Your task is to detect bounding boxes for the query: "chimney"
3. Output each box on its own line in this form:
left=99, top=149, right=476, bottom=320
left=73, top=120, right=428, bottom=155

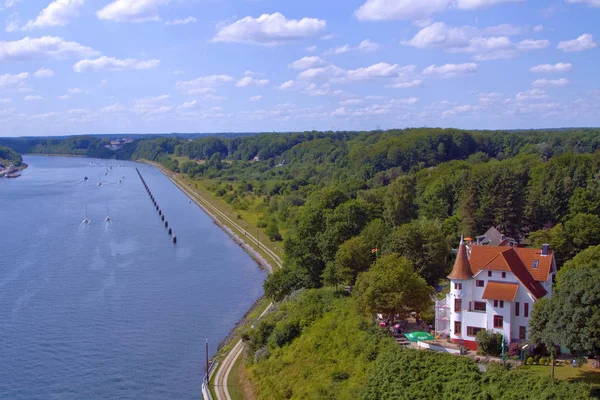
left=541, top=243, right=549, bottom=256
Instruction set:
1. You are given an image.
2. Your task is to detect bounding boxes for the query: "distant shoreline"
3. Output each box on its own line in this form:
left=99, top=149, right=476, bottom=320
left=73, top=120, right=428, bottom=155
left=24, top=153, right=87, bottom=158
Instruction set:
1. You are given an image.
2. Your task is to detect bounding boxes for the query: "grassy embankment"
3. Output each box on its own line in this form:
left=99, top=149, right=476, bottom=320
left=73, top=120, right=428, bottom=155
left=152, top=158, right=285, bottom=267
left=242, top=287, right=596, bottom=400
left=521, top=363, right=600, bottom=391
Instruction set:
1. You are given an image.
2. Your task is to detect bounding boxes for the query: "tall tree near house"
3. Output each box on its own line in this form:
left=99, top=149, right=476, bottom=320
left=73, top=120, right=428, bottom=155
left=354, top=254, right=433, bottom=323
left=332, top=236, right=373, bottom=285
left=552, top=266, right=600, bottom=365
left=529, top=298, right=561, bottom=379
left=385, top=219, right=450, bottom=286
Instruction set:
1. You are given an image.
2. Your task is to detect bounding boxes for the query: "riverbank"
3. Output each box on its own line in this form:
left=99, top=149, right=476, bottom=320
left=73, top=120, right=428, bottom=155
left=143, top=160, right=279, bottom=399
left=144, top=160, right=280, bottom=273
left=0, top=163, right=28, bottom=178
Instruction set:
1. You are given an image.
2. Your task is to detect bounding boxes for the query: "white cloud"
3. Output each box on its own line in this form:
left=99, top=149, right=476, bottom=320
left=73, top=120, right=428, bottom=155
left=212, top=12, right=327, bottom=45
left=297, top=62, right=413, bottom=85
left=68, top=87, right=83, bottom=94
left=0, top=97, right=11, bottom=103
left=403, top=22, right=548, bottom=60
left=74, top=56, right=160, bottom=72
left=249, top=95, right=262, bottom=102
left=476, top=92, right=502, bottom=104
left=517, top=39, right=550, bottom=50
left=325, top=44, right=351, bottom=55
left=557, top=33, right=597, bottom=52
left=97, top=0, right=167, bottom=23
left=484, top=23, right=524, bottom=36
left=0, top=36, right=98, bottom=61
left=58, top=94, right=70, bottom=100
left=340, top=99, right=363, bottom=105
left=23, top=0, right=84, bottom=30
left=532, top=78, right=569, bottom=87
left=422, top=63, right=478, bottom=78
left=24, top=95, right=44, bottom=101
left=278, top=80, right=295, bottom=90
left=179, top=99, right=197, bottom=109
left=358, top=39, right=380, bottom=52
left=165, top=16, right=197, bottom=26
left=387, top=79, right=423, bottom=88
left=175, top=75, right=233, bottom=94
left=354, top=0, right=522, bottom=21
left=345, top=63, right=403, bottom=81
left=516, top=88, right=549, bottom=102
left=34, top=67, right=54, bottom=78
left=306, top=45, right=317, bottom=52
left=325, top=39, right=380, bottom=55
left=0, top=72, right=29, bottom=87
left=566, top=0, right=600, bottom=7
left=135, top=94, right=169, bottom=104
left=533, top=25, right=544, bottom=32
left=5, top=12, right=19, bottom=32
left=236, top=76, right=269, bottom=87
left=530, top=63, right=572, bottom=73
left=288, top=56, right=326, bottom=70
left=32, top=112, right=56, bottom=118
left=101, top=103, right=125, bottom=113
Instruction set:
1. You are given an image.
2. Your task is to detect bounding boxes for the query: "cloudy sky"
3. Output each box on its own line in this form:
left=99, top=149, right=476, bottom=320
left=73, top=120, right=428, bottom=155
left=0, top=0, right=599, bottom=136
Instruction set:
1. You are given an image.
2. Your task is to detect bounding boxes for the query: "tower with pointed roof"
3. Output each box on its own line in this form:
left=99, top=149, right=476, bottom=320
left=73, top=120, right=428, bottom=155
left=435, top=233, right=556, bottom=351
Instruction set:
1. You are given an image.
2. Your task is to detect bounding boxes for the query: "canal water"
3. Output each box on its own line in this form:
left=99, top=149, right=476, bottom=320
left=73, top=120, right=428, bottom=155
left=0, top=155, right=266, bottom=399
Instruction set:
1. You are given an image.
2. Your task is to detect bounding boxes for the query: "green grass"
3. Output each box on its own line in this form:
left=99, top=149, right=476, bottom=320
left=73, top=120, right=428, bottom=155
left=228, top=353, right=247, bottom=400
left=247, top=290, right=394, bottom=400
left=172, top=172, right=285, bottom=261
left=520, top=363, right=600, bottom=388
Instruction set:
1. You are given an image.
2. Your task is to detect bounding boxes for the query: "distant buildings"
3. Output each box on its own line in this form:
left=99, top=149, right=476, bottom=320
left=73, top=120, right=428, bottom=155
left=436, top=231, right=556, bottom=350
left=104, top=138, right=133, bottom=151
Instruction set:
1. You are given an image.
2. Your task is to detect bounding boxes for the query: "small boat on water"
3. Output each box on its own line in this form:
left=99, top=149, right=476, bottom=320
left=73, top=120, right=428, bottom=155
left=84, top=176, right=88, bottom=181
left=82, top=217, right=90, bottom=224
left=6, top=173, right=21, bottom=179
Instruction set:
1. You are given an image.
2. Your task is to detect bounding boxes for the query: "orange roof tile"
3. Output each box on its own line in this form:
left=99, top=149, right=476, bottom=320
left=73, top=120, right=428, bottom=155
left=482, top=281, right=519, bottom=301
left=448, top=239, right=472, bottom=280
left=469, top=246, right=548, bottom=299
left=469, top=246, right=553, bottom=282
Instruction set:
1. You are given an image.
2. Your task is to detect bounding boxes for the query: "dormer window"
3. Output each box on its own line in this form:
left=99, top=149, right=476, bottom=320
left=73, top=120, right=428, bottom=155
left=532, top=260, right=539, bottom=269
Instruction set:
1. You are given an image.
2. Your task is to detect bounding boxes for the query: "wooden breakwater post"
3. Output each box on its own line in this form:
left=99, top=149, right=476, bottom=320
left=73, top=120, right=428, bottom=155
left=135, top=167, right=177, bottom=244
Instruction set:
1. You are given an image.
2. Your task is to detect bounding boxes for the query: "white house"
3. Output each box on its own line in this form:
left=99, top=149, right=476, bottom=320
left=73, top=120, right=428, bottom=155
left=437, top=237, right=556, bottom=351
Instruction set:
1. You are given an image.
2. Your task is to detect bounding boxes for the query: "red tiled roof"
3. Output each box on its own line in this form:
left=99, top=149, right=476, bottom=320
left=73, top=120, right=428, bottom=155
left=469, top=246, right=548, bottom=299
left=469, top=246, right=553, bottom=281
left=448, top=240, right=472, bottom=280
left=482, top=281, right=519, bottom=301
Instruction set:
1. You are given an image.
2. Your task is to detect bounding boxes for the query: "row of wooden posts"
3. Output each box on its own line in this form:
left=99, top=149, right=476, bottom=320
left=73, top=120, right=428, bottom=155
left=136, top=167, right=177, bottom=244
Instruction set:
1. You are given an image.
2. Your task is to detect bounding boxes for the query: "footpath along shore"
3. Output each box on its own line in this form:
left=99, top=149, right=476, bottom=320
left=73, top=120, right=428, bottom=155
left=144, top=160, right=280, bottom=400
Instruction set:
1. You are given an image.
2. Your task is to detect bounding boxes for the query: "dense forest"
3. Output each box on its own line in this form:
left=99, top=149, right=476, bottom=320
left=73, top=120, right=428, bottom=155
left=0, top=144, right=22, bottom=166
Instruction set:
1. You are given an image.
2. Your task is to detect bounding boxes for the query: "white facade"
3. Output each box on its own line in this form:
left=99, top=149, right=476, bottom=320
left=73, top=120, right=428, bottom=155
left=439, top=243, right=556, bottom=350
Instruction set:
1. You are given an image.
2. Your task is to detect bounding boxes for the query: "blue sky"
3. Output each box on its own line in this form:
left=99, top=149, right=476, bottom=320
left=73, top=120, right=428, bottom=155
left=0, top=0, right=599, bottom=136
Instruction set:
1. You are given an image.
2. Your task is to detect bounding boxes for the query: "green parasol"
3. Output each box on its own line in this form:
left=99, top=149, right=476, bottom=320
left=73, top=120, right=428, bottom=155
left=404, top=331, right=435, bottom=342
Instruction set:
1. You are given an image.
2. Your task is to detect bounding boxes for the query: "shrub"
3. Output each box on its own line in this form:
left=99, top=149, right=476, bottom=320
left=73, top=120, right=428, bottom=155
left=332, top=371, right=350, bottom=382
left=539, top=357, right=546, bottom=366
left=265, top=221, right=283, bottom=241
left=508, top=342, right=522, bottom=357
left=476, top=330, right=505, bottom=357
left=270, top=319, right=301, bottom=347
left=527, top=357, right=534, bottom=365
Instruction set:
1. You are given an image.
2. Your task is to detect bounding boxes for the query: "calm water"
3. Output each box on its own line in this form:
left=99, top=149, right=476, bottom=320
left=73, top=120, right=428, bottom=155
left=0, top=155, right=265, bottom=399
